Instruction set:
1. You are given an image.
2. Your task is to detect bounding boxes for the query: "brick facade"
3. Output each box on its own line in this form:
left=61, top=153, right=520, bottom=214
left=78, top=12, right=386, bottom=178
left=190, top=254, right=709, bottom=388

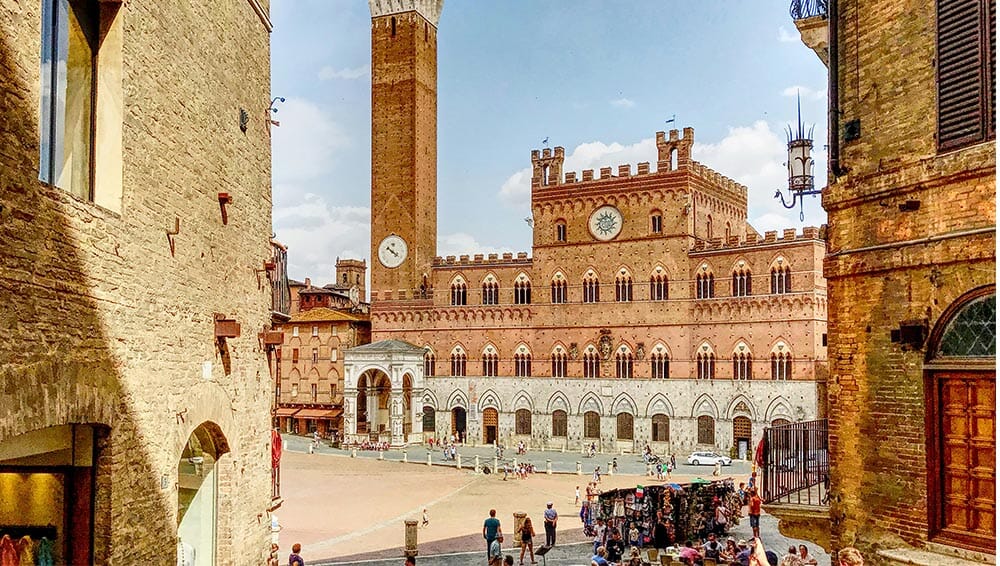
left=1, top=1, right=275, bottom=563
left=363, top=2, right=829, bottom=454
left=796, top=0, right=996, bottom=561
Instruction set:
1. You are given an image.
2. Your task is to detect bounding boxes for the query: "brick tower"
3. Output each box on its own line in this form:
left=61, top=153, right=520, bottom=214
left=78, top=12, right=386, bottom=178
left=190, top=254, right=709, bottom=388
left=369, top=0, right=442, bottom=301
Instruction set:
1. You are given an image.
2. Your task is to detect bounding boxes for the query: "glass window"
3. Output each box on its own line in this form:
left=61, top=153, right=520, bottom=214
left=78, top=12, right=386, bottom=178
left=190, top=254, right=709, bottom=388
left=937, top=293, right=996, bottom=357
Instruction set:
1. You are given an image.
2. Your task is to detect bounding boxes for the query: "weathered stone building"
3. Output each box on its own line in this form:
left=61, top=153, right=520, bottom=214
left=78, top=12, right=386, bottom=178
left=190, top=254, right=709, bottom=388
left=1, top=1, right=277, bottom=563
left=343, top=0, right=830, bottom=456
left=791, top=0, right=995, bottom=563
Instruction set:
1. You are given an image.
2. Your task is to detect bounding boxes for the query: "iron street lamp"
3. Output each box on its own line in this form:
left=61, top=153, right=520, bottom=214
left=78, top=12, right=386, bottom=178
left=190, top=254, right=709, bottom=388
left=775, top=94, right=818, bottom=221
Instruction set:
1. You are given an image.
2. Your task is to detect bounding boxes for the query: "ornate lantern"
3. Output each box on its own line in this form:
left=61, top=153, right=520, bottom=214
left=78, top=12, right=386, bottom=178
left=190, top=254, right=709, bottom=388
left=775, top=93, right=819, bottom=220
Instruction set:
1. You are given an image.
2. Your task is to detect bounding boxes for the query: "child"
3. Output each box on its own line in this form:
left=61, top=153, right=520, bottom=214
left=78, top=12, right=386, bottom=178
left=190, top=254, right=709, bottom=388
left=628, top=522, right=641, bottom=548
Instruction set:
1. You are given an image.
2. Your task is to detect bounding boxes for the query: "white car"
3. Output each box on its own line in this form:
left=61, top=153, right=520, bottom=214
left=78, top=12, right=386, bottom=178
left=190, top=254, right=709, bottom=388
left=687, top=451, right=732, bottom=466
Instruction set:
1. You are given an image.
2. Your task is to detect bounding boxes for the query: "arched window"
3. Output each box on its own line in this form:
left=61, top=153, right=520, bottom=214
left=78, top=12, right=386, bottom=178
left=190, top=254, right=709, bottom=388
left=556, top=221, right=567, bottom=242
left=770, top=258, right=792, bottom=294
left=551, top=347, right=567, bottom=378
left=616, top=413, right=634, bottom=440
left=707, top=215, right=713, bottom=240
left=482, top=275, right=499, bottom=305
left=697, top=346, right=716, bottom=379
left=482, top=346, right=498, bottom=377
left=514, top=274, right=532, bottom=305
left=615, top=347, right=633, bottom=379
left=732, top=344, right=753, bottom=380
left=583, top=347, right=601, bottom=378
left=732, top=262, right=752, bottom=297
left=697, top=415, right=715, bottom=445
left=583, top=270, right=600, bottom=303
left=514, top=347, right=532, bottom=377
left=515, top=409, right=532, bottom=435
left=651, top=349, right=670, bottom=379
left=584, top=411, right=601, bottom=439
left=651, top=211, right=663, bottom=234
left=450, top=277, right=467, bottom=306
left=423, top=351, right=436, bottom=377
left=652, top=414, right=670, bottom=442
left=725, top=222, right=732, bottom=242
left=696, top=266, right=715, bottom=299
left=650, top=268, right=668, bottom=301
left=926, top=288, right=995, bottom=550
left=450, top=347, right=467, bottom=376
left=551, top=273, right=568, bottom=304
left=771, top=351, right=792, bottom=380
left=615, top=269, right=633, bottom=302
left=552, top=410, right=568, bottom=437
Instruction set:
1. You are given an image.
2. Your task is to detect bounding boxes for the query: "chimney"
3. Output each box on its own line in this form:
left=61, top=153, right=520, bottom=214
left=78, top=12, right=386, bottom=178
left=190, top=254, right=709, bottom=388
left=304, top=277, right=311, bottom=287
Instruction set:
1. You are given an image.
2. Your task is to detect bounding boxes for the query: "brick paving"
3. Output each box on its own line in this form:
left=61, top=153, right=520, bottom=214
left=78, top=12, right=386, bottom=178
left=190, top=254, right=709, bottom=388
left=277, top=436, right=829, bottom=565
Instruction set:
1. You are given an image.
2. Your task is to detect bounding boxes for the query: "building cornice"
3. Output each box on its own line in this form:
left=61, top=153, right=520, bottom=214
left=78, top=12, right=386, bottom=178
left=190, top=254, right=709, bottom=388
left=369, top=0, right=443, bottom=26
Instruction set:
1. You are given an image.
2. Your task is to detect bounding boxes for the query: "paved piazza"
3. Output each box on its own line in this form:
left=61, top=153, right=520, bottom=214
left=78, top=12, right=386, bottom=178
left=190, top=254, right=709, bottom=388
left=277, top=436, right=829, bottom=565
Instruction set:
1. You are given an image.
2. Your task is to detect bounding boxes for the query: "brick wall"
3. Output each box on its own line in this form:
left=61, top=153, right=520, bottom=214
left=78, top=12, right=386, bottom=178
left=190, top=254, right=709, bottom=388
left=0, top=0, right=274, bottom=562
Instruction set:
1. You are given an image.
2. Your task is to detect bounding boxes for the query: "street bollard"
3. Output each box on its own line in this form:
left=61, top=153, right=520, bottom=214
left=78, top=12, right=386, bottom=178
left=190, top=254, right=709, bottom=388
left=546, top=459, right=552, bottom=475
left=475, top=455, right=481, bottom=473
left=494, top=456, right=499, bottom=474
left=351, top=448, right=357, bottom=458
left=457, top=454, right=462, bottom=470
left=402, top=450, right=407, bottom=463
left=379, top=450, right=384, bottom=461
left=561, top=444, right=565, bottom=453
left=427, top=452, right=432, bottom=466
left=576, top=461, right=582, bottom=475
left=404, top=519, right=419, bottom=558
left=513, top=458, right=518, bottom=470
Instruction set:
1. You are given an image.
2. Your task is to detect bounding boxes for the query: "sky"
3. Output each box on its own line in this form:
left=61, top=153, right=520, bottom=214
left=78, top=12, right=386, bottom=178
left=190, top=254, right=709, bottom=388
left=270, top=1, right=829, bottom=284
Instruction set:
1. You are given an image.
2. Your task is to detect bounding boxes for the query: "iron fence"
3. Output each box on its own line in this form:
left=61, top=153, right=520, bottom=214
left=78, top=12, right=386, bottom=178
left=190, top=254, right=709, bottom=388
left=761, top=419, right=829, bottom=506
left=789, top=0, right=828, bottom=20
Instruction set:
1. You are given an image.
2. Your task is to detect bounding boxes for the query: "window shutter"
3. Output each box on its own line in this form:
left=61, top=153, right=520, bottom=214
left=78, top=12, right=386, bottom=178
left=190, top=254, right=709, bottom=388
left=937, top=0, right=996, bottom=149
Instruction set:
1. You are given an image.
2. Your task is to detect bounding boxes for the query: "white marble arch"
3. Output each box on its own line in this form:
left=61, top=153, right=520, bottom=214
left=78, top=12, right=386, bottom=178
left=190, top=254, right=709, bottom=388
left=578, top=391, right=605, bottom=415
left=446, top=389, right=468, bottom=410
left=511, top=390, right=533, bottom=411
left=726, top=393, right=758, bottom=421
left=611, top=392, right=638, bottom=416
left=546, top=391, right=571, bottom=414
left=691, top=393, right=719, bottom=419
left=478, top=388, right=503, bottom=412
left=764, top=396, right=795, bottom=422
left=421, top=389, right=440, bottom=411
left=645, top=393, right=675, bottom=418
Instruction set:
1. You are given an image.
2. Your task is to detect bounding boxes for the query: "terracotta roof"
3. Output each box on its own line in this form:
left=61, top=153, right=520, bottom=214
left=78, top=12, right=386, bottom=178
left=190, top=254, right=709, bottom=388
left=348, top=339, right=424, bottom=354
left=288, top=307, right=369, bottom=323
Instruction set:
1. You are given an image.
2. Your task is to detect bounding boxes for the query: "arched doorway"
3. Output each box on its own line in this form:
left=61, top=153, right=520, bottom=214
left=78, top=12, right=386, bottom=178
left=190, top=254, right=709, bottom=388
left=423, top=406, right=436, bottom=439
left=451, top=407, right=467, bottom=441
left=925, top=287, right=995, bottom=551
left=402, top=374, right=413, bottom=437
left=733, top=416, right=752, bottom=459
left=357, top=370, right=391, bottom=440
left=482, top=407, right=498, bottom=445
left=178, top=422, right=229, bottom=566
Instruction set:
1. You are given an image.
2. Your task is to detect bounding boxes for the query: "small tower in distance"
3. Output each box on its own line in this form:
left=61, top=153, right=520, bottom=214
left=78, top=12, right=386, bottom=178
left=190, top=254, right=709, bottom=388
left=336, top=258, right=367, bottom=301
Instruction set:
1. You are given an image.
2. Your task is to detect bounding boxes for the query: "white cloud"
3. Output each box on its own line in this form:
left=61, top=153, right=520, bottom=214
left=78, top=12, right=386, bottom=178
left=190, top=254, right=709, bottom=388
left=781, top=85, right=826, bottom=101
left=271, top=97, right=351, bottom=186
left=777, top=26, right=798, bottom=42
left=610, top=97, right=636, bottom=108
left=691, top=121, right=827, bottom=232
left=272, top=193, right=371, bottom=282
left=318, top=65, right=370, bottom=80
left=437, top=233, right=515, bottom=258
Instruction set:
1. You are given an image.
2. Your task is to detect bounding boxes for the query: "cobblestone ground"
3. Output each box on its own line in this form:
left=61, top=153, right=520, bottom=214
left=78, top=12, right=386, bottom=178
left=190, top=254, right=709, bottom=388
left=277, top=435, right=829, bottom=565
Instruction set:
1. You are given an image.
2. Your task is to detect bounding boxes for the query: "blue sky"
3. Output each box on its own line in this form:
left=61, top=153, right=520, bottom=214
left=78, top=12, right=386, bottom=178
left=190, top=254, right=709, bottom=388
left=270, top=1, right=829, bottom=283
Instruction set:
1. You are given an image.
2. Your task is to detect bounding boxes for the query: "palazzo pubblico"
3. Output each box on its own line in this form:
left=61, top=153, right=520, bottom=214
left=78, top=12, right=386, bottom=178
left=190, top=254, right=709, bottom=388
left=341, top=0, right=828, bottom=457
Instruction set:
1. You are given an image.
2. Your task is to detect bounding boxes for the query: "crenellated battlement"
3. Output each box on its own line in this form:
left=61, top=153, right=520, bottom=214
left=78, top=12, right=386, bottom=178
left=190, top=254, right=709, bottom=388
left=528, top=127, right=745, bottom=200
left=431, top=251, right=533, bottom=267
left=369, top=0, right=443, bottom=26
left=690, top=225, right=826, bottom=253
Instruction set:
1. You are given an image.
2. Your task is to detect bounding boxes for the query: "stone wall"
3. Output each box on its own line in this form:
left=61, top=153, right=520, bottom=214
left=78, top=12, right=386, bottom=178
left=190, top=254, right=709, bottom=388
left=0, top=0, right=274, bottom=563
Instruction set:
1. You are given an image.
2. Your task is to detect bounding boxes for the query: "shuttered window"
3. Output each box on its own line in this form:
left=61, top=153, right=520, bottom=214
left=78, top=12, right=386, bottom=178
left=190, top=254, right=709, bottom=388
left=937, top=0, right=996, bottom=150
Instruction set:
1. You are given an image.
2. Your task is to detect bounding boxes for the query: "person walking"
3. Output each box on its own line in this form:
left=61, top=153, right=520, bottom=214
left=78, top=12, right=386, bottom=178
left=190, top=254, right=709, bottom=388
left=713, top=459, right=722, bottom=476
left=575, top=485, right=580, bottom=505
left=488, top=534, right=504, bottom=566
left=288, top=543, right=305, bottom=566
left=748, top=489, right=763, bottom=539
left=543, top=502, right=558, bottom=547
left=670, top=453, right=676, bottom=469
left=421, top=507, right=429, bottom=528
left=484, top=509, right=502, bottom=558
left=518, top=516, right=537, bottom=565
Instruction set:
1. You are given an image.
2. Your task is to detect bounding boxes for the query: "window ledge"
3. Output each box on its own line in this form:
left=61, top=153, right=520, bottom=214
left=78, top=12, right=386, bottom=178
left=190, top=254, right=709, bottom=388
left=877, top=545, right=995, bottom=566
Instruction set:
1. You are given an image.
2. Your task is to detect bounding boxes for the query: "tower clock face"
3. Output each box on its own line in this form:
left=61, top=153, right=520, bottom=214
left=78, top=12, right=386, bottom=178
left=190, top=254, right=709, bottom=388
left=377, top=235, right=408, bottom=268
left=588, top=205, right=624, bottom=241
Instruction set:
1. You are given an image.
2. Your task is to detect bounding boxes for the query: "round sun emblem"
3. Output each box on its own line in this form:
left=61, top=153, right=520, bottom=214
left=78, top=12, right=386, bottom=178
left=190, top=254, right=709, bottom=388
left=588, top=205, right=624, bottom=241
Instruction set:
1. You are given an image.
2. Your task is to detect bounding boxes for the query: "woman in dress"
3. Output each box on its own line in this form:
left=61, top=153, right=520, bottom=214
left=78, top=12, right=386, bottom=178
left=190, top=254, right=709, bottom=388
left=519, top=516, right=537, bottom=565
left=652, top=510, right=670, bottom=554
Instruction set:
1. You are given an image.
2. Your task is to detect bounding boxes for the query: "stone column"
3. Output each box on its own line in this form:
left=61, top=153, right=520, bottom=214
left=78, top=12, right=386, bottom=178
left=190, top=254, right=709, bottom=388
left=404, top=520, right=419, bottom=558
left=576, top=461, right=582, bottom=475
left=343, top=390, right=358, bottom=439
left=475, top=455, right=480, bottom=473
left=427, top=452, right=433, bottom=466
left=546, top=459, right=552, bottom=474
left=390, top=391, right=405, bottom=446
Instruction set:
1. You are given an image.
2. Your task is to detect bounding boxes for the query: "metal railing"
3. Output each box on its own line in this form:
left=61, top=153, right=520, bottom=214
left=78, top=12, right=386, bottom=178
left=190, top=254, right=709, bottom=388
left=761, top=419, right=829, bottom=506
left=790, top=0, right=828, bottom=20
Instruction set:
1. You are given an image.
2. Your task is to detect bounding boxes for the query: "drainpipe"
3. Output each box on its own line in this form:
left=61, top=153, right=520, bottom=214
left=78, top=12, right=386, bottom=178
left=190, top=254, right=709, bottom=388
left=828, top=0, right=847, bottom=177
